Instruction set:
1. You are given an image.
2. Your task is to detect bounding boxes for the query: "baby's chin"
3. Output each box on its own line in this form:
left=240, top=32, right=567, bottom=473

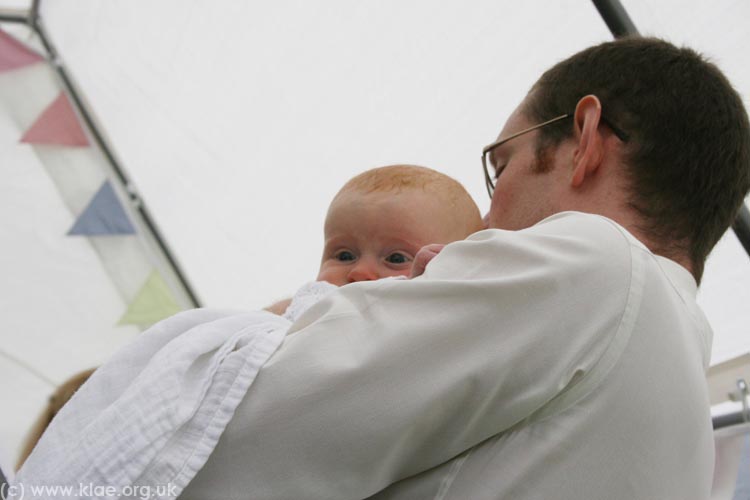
left=316, top=277, right=346, bottom=287
left=315, top=271, right=346, bottom=287
left=315, top=274, right=410, bottom=287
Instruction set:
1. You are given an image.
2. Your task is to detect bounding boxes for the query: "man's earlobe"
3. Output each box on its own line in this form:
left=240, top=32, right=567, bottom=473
left=571, top=95, right=604, bottom=188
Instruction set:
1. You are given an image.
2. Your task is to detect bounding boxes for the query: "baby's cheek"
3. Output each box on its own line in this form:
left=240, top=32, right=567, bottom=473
left=316, top=266, right=348, bottom=287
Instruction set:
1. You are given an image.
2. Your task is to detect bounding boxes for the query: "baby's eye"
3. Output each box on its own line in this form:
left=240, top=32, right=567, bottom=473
left=385, top=252, right=411, bottom=265
left=335, top=250, right=356, bottom=262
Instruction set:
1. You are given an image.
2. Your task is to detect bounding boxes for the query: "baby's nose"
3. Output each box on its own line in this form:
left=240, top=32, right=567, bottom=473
left=348, top=259, right=379, bottom=283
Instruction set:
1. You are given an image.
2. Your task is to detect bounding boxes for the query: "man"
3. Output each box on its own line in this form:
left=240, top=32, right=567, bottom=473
left=183, top=37, right=749, bottom=499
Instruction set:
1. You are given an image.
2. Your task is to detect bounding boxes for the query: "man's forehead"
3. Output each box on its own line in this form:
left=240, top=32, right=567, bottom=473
left=496, top=99, right=532, bottom=141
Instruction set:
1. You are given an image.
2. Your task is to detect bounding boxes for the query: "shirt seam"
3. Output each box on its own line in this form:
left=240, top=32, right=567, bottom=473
left=527, top=218, right=645, bottom=425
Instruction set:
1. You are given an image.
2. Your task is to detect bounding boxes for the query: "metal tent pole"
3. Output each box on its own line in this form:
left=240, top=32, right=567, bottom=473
left=591, top=0, right=639, bottom=37
left=714, top=410, right=749, bottom=430
left=591, top=0, right=750, bottom=261
left=0, top=10, right=28, bottom=23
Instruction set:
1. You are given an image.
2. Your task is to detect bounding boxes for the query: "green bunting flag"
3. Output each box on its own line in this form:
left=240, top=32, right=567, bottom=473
left=118, top=271, right=182, bottom=328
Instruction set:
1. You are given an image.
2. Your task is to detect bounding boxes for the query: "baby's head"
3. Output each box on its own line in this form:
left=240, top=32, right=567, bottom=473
left=317, top=165, right=483, bottom=286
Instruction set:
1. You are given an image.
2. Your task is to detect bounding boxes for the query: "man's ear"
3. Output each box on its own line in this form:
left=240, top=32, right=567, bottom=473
left=571, top=95, right=604, bottom=188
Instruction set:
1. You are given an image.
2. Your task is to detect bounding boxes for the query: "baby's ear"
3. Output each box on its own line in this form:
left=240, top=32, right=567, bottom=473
left=571, top=95, right=604, bottom=188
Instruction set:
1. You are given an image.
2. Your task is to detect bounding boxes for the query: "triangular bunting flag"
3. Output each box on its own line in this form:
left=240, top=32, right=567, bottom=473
left=0, top=28, right=44, bottom=73
left=20, top=92, right=89, bottom=146
left=67, top=181, right=136, bottom=236
left=118, top=271, right=183, bottom=327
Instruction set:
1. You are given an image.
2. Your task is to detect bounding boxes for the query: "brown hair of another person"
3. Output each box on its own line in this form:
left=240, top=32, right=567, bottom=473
left=16, top=367, right=96, bottom=470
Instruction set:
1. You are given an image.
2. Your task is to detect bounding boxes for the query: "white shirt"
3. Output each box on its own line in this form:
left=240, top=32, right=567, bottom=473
left=182, top=211, right=714, bottom=500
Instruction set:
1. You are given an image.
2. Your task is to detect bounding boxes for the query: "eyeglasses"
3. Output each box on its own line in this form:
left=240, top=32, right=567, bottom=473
left=482, top=113, right=629, bottom=199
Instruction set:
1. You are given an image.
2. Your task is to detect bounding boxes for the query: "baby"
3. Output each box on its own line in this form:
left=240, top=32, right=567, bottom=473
left=318, top=164, right=484, bottom=285
left=269, top=164, right=483, bottom=315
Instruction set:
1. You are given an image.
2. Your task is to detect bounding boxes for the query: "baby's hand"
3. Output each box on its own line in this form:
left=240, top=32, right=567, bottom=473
left=264, top=298, right=292, bottom=315
left=409, top=244, right=445, bottom=278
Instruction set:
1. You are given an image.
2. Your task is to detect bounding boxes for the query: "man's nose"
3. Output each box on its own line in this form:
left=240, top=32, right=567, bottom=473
left=347, top=258, right=379, bottom=283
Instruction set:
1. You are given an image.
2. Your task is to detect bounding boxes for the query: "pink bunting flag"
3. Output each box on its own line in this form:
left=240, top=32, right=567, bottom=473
left=21, top=92, right=89, bottom=147
left=0, top=28, right=44, bottom=73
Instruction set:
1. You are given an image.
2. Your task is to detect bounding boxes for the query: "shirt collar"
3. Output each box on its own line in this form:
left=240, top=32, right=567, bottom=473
left=655, top=255, right=698, bottom=298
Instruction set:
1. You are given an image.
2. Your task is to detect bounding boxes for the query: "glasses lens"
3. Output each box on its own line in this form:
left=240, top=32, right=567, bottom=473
left=483, top=151, right=495, bottom=199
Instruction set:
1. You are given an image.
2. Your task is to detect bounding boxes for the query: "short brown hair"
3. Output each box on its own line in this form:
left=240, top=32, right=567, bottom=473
left=333, top=164, right=483, bottom=236
left=526, top=37, right=750, bottom=281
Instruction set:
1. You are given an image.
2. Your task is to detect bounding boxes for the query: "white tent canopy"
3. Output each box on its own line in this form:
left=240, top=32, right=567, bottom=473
left=1, top=0, right=749, bottom=475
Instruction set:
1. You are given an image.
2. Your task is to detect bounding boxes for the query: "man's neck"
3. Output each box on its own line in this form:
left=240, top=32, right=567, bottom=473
left=595, top=207, right=695, bottom=278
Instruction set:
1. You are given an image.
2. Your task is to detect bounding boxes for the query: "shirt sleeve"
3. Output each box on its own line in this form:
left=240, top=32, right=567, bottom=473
left=184, top=213, right=635, bottom=500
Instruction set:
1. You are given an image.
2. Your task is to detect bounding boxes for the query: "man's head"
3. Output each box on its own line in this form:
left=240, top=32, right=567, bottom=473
left=486, top=37, right=750, bottom=281
left=317, top=165, right=483, bottom=286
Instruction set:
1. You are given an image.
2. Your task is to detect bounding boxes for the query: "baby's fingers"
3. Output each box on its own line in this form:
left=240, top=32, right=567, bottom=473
left=410, top=244, right=446, bottom=278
